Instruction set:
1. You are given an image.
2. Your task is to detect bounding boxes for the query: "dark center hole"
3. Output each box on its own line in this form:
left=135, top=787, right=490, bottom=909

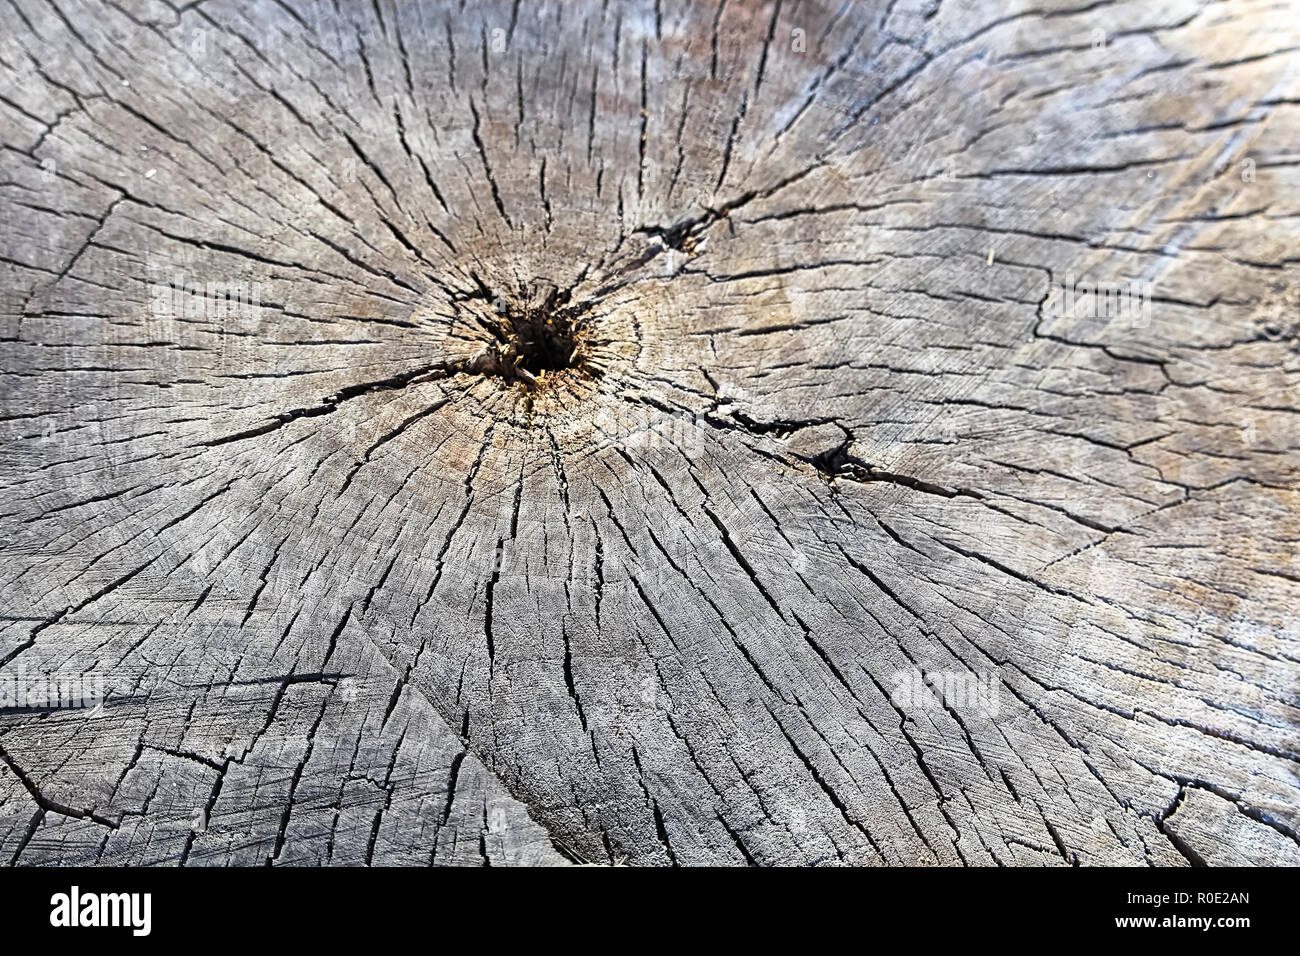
left=509, top=310, right=577, bottom=375
left=463, top=286, right=600, bottom=390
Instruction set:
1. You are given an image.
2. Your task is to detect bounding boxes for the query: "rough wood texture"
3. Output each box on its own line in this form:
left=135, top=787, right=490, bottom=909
left=2, top=0, right=1298, bottom=867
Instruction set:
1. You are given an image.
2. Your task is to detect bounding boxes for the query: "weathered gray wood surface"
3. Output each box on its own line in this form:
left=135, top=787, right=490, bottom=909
left=1, top=0, right=1298, bottom=866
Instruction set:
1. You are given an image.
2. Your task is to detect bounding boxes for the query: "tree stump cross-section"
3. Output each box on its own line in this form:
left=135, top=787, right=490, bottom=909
left=1, top=0, right=1299, bottom=866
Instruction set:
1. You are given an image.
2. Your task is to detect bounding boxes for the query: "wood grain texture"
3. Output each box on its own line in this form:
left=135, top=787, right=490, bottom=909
left=1, top=0, right=1298, bottom=866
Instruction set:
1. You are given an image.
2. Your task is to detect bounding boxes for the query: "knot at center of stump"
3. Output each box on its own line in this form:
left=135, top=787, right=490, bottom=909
left=463, top=280, right=602, bottom=391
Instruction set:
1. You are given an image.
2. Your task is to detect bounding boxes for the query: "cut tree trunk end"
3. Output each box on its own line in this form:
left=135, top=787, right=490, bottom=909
left=1, top=0, right=1299, bottom=867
